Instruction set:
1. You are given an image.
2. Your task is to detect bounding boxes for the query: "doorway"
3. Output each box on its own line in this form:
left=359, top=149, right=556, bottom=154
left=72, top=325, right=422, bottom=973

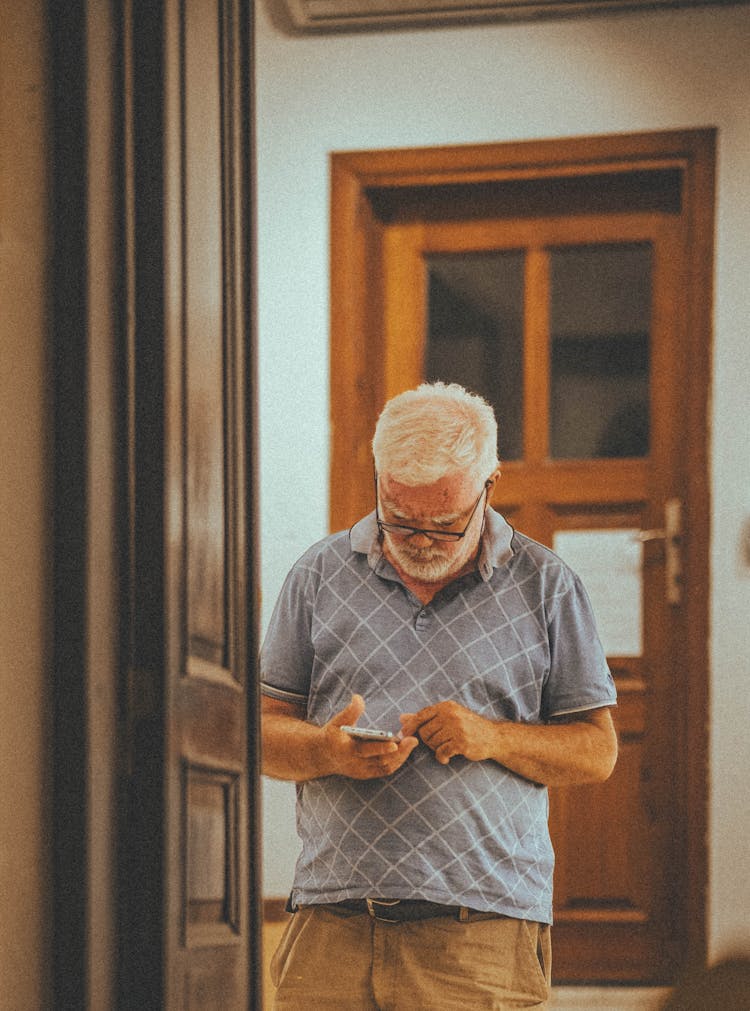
left=330, top=130, right=713, bottom=983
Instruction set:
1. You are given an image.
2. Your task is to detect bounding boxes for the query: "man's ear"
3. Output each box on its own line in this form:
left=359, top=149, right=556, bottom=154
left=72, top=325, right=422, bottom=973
left=486, top=466, right=502, bottom=492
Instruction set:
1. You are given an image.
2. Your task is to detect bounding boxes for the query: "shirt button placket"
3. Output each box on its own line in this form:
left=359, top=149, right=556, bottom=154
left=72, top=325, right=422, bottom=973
left=415, top=607, right=429, bottom=632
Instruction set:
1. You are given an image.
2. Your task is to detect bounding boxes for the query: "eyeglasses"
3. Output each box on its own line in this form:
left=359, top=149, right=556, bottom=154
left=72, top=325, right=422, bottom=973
left=375, top=473, right=491, bottom=542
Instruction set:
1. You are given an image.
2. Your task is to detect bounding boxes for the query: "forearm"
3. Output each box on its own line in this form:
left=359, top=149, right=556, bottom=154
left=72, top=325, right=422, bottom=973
left=401, top=702, right=618, bottom=785
left=261, top=714, right=333, bottom=782
left=261, top=694, right=420, bottom=782
left=490, top=715, right=618, bottom=786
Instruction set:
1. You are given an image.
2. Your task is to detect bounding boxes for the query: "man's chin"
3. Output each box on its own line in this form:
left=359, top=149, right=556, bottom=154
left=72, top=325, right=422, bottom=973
left=391, top=551, right=456, bottom=583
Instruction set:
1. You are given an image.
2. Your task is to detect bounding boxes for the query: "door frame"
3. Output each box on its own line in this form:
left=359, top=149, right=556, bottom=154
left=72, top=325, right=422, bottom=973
left=329, top=129, right=714, bottom=975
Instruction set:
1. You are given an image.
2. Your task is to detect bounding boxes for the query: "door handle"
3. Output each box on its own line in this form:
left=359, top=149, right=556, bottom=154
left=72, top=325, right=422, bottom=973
left=635, top=498, right=683, bottom=605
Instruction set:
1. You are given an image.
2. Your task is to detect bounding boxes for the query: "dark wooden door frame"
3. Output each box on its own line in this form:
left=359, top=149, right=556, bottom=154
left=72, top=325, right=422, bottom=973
left=50, top=2, right=93, bottom=1004
left=50, top=1, right=262, bottom=1006
left=330, top=129, right=714, bottom=977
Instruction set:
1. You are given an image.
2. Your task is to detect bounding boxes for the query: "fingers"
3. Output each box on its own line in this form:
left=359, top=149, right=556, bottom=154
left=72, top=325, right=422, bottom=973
left=400, top=702, right=475, bottom=765
left=329, top=693, right=366, bottom=729
left=399, top=712, right=420, bottom=737
left=324, top=696, right=420, bottom=780
left=346, top=735, right=419, bottom=781
left=346, top=701, right=491, bottom=770
left=418, top=720, right=456, bottom=763
left=400, top=705, right=445, bottom=745
left=400, top=706, right=443, bottom=739
left=434, top=742, right=455, bottom=766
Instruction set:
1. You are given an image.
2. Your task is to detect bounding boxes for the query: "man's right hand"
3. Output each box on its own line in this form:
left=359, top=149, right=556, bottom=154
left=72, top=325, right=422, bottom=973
left=323, top=694, right=419, bottom=780
left=261, top=693, right=419, bottom=782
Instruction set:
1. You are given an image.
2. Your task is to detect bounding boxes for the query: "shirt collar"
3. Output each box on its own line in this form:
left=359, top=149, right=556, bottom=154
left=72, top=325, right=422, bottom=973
left=349, top=507, right=515, bottom=582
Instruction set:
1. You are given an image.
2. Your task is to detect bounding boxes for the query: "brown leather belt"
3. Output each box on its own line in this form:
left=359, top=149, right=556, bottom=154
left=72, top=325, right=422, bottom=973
left=327, top=898, right=500, bottom=923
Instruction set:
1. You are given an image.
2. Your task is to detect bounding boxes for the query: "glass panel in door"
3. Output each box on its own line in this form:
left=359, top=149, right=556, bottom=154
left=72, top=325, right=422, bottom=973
left=424, top=251, right=525, bottom=461
left=549, top=243, right=652, bottom=460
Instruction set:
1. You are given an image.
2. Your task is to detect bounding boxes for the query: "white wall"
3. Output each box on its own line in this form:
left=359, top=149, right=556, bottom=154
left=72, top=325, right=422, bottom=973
left=255, top=0, right=750, bottom=959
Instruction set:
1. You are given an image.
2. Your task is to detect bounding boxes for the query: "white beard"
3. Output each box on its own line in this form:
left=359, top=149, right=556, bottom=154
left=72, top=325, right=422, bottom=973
left=385, top=534, right=475, bottom=584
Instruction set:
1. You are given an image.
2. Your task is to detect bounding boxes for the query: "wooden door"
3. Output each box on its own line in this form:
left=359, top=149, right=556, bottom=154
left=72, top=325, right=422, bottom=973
left=124, top=0, right=260, bottom=1007
left=381, top=211, right=682, bottom=983
left=330, top=133, right=714, bottom=984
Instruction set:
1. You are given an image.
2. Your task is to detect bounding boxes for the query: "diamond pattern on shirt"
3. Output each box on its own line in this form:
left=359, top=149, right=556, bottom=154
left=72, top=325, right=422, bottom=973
left=260, top=512, right=615, bottom=922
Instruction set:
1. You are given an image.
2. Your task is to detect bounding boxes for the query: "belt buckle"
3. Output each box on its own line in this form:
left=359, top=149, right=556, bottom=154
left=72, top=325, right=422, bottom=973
left=366, top=898, right=401, bottom=923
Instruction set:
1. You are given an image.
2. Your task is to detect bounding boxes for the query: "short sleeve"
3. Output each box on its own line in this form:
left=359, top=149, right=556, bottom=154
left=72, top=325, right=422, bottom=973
left=259, top=561, right=316, bottom=706
left=541, top=572, right=617, bottom=720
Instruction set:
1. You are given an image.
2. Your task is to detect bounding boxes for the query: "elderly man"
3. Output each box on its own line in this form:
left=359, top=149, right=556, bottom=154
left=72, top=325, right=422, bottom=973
left=261, top=382, right=617, bottom=1009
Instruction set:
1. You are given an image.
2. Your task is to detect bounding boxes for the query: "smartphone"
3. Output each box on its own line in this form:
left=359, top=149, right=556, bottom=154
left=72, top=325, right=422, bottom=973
left=341, top=725, right=396, bottom=742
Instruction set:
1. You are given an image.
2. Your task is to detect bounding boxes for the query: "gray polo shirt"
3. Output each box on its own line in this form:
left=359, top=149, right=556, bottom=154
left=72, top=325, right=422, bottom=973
left=261, top=509, right=616, bottom=923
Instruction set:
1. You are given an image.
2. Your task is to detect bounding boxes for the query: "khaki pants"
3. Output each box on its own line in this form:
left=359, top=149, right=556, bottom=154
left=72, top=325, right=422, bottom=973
left=271, top=905, right=551, bottom=1009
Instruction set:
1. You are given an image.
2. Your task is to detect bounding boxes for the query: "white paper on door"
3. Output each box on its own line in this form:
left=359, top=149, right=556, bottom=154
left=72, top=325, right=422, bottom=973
left=553, top=528, right=643, bottom=657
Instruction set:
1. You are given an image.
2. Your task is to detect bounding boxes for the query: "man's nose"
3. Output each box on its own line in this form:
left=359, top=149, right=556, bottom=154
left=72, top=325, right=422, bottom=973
left=408, top=531, right=434, bottom=548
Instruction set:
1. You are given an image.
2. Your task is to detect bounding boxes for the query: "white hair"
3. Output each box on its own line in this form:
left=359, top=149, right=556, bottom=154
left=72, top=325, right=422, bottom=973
left=372, top=382, right=499, bottom=486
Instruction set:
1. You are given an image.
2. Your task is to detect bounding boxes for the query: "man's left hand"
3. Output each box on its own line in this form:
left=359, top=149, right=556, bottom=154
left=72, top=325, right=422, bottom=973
left=400, top=702, right=497, bottom=765
left=401, top=703, right=619, bottom=784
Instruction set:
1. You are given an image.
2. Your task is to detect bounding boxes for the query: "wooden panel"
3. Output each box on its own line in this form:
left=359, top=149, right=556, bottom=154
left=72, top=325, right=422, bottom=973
left=162, top=0, right=255, bottom=1005
left=367, top=169, right=683, bottom=224
left=171, top=0, right=251, bottom=1004
left=178, top=679, right=245, bottom=765
left=382, top=222, right=425, bottom=400
left=184, top=764, right=241, bottom=947
left=187, top=947, right=246, bottom=1009
left=329, top=161, right=383, bottom=522
left=551, top=738, right=652, bottom=923
left=185, top=0, right=228, bottom=671
left=523, top=247, right=550, bottom=462
left=495, top=459, right=650, bottom=508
